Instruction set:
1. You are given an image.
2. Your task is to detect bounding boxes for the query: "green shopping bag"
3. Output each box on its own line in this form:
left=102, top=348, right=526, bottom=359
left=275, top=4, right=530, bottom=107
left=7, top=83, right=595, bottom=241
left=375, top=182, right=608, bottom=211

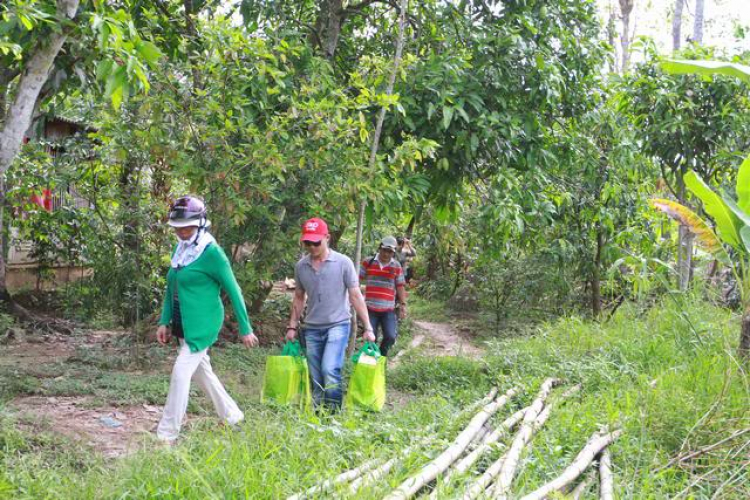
left=261, top=340, right=312, bottom=409
left=346, top=342, right=386, bottom=412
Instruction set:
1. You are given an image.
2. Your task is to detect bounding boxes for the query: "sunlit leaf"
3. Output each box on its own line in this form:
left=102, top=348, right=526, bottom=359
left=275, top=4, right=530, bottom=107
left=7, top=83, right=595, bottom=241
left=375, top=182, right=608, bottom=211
left=742, top=226, right=750, bottom=254
left=135, top=40, right=162, bottom=66
left=650, top=198, right=730, bottom=263
left=662, top=59, right=750, bottom=84
left=737, top=153, right=750, bottom=213
left=721, top=194, right=750, bottom=227
left=685, top=170, right=742, bottom=250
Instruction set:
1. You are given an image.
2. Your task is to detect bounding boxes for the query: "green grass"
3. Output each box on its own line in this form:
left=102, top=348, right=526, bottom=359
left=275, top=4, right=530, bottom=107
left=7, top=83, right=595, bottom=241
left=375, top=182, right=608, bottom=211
left=408, top=294, right=451, bottom=322
left=1, top=296, right=749, bottom=498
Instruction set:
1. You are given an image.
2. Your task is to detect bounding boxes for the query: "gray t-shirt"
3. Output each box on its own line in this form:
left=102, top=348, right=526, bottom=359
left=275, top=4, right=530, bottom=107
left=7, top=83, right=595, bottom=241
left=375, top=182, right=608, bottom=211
left=295, top=250, right=359, bottom=329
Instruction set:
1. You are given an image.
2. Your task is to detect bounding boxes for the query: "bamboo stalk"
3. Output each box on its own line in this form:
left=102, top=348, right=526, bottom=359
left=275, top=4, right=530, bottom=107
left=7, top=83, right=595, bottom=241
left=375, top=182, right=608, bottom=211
left=599, top=448, right=614, bottom=500
left=518, top=430, right=622, bottom=500
left=472, top=425, right=492, bottom=448
left=479, top=387, right=500, bottom=407
left=457, top=409, right=527, bottom=474
left=429, top=407, right=527, bottom=500
left=485, top=384, right=579, bottom=499
left=384, top=387, right=519, bottom=500
left=532, top=385, right=581, bottom=432
left=287, top=455, right=387, bottom=500
left=460, top=447, right=508, bottom=500
left=490, top=378, right=562, bottom=500
left=350, top=448, right=411, bottom=493
left=288, top=388, right=499, bottom=499
left=461, top=379, right=560, bottom=500
left=456, top=408, right=528, bottom=484
left=351, top=389, right=500, bottom=495
left=568, top=469, right=596, bottom=500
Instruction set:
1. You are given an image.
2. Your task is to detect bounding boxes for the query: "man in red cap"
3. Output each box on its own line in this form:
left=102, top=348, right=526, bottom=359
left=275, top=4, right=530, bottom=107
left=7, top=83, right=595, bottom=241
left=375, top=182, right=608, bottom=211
left=285, top=217, right=375, bottom=410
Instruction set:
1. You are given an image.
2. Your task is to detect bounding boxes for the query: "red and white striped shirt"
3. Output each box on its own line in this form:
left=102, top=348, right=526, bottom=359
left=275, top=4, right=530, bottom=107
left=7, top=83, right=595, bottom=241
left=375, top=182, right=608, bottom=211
left=360, top=256, right=406, bottom=312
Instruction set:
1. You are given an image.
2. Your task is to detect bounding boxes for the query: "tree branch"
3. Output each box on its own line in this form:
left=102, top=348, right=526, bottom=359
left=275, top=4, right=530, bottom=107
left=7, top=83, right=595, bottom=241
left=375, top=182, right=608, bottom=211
left=342, top=0, right=386, bottom=15
left=0, top=0, right=81, bottom=177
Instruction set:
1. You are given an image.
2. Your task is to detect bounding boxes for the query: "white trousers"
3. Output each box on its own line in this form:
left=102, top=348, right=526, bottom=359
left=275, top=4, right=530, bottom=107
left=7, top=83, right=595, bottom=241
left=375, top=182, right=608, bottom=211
left=157, top=340, right=244, bottom=441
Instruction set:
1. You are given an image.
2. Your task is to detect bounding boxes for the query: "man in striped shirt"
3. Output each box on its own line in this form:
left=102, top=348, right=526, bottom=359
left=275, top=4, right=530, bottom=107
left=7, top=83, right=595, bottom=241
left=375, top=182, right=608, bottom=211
left=360, top=236, right=407, bottom=356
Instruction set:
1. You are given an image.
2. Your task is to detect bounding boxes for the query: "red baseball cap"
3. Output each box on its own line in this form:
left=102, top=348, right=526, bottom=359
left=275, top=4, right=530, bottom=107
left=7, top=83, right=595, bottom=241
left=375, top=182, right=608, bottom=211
left=300, top=217, right=329, bottom=242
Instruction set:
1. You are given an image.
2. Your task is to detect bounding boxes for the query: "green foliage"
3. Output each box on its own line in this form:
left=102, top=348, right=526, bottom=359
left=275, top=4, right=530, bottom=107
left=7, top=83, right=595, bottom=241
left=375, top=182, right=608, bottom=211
left=620, top=47, right=750, bottom=196
left=0, top=0, right=159, bottom=107
left=655, top=158, right=750, bottom=306
left=1, top=298, right=748, bottom=498
left=389, top=355, right=489, bottom=395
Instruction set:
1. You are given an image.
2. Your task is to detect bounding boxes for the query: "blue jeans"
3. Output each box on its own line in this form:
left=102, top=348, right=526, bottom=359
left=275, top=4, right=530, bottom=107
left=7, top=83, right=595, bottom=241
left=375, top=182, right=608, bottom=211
left=302, top=322, right=350, bottom=409
left=368, top=310, right=398, bottom=356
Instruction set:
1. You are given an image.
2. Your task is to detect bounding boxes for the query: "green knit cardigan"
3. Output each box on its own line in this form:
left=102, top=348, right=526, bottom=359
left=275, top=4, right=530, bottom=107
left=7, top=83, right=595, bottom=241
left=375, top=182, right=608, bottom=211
left=158, top=243, right=253, bottom=352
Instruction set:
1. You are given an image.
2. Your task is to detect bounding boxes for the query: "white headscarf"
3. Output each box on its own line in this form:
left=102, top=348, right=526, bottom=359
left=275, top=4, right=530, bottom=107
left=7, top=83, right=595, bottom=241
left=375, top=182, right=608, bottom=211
left=171, top=229, right=217, bottom=268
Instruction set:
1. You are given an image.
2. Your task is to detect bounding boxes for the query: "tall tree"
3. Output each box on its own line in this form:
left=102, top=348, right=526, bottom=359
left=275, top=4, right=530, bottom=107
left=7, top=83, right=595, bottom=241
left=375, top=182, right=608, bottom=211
left=693, top=0, right=704, bottom=45
left=672, top=0, right=684, bottom=52
left=619, top=0, right=634, bottom=72
left=0, top=0, right=158, bottom=315
left=0, top=0, right=81, bottom=315
left=623, top=54, right=750, bottom=290
left=0, top=0, right=80, bottom=180
left=350, top=0, right=408, bottom=355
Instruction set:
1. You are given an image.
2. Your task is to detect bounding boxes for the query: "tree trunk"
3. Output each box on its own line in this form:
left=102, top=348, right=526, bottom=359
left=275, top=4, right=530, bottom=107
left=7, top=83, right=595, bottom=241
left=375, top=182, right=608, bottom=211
left=0, top=178, right=10, bottom=306
left=451, top=251, right=463, bottom=296
left=693, top=0, right=704, bottom=45
left=619, top=0, right=634, bottom=72
left=676, top=170, right=693, bottom=291
left=120, top=155, right=140, bottom=326
left=0, top=0, right=80, bottom=311
left=0, top=86, right=6, bottom=128
left=329, top=225, right=346, bottom=250
left=405, top=206, right=422, bottom=239
left=0, top=0, right=80, bottom=177
left=349, top=0, right=408, bottom=356
left=183, top=0, right=203, bottom=90
left=313, top=0, right=345, bottom=60
left=592, top=225, right=603, bottom=318
left=249, top=280, right=273, bottom=315
left=739, top=306, right=750, bottom=358
left=672, top=0, right=684, bottom=52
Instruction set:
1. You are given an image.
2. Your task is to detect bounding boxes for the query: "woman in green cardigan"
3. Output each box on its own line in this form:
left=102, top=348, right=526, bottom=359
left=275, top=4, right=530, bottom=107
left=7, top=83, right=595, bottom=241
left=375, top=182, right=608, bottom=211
left=155, top=196, right=258, bottom=442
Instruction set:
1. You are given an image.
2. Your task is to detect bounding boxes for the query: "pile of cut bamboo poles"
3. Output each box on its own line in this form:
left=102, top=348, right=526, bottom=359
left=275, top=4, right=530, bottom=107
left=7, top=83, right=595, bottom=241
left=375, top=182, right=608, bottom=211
left=287, top=380, right=621, bottom=499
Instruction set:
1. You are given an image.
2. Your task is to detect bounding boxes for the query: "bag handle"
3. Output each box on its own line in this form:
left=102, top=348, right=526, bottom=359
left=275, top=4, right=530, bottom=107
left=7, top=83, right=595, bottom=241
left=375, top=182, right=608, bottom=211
left=352, top=342, right=381, bottom=363
left=281, top=340, right=303, bottom=357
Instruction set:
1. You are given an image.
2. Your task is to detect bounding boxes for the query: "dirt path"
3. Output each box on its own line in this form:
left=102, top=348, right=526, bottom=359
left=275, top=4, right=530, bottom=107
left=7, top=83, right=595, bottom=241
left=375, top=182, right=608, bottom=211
left=11, top=396, right=161, bottom=458
left=1, top=329, right=167, bottom=458
left=392, top=320, right=483, bottom=366
left=413, top=320, right=484, bottom=358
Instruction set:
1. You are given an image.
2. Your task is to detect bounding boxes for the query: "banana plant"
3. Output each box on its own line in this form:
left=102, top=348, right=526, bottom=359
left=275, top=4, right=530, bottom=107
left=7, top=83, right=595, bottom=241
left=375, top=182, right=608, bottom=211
left=652, top=58, right=750, bottom=357
left=651, top=159, right=750, bottom=356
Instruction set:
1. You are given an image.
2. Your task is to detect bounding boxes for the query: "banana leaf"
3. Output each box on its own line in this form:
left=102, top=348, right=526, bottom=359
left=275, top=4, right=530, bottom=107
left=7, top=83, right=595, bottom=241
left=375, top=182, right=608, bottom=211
left=685, top=170, right=742, bottom=250
left=661, top=59, right=750, bottom=85
left=721, top=194, right=750, bottom=227
left=651, top=198, right=730, bottom=264
left=738, top=153, right=750, bottom=214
